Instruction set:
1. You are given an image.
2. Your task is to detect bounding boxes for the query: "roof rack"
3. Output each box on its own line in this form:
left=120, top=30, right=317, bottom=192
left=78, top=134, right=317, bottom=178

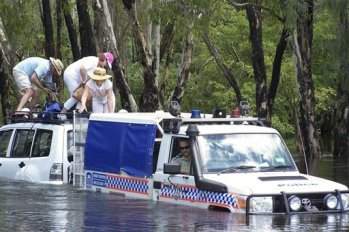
left=162, top=116, right=266, bottom=134
left=180, top=117, right=265, bottom=126
left=8, top=111, right=90, bottom=125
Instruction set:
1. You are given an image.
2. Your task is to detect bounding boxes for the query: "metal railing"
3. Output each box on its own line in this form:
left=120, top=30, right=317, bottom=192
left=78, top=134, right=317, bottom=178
left=72, top=111, right=89, bottom=188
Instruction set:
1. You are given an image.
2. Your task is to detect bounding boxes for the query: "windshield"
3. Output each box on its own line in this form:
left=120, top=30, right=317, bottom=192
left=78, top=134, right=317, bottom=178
left=197, top=133, right=297, bottom=173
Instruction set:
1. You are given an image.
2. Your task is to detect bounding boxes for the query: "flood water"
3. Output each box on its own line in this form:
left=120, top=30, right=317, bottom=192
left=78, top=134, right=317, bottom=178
left=0, top=158, right=349, bottom=232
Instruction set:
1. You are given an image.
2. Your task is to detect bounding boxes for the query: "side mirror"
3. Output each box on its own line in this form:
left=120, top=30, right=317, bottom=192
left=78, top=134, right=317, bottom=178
left=164, top=163, right=181, bottom=174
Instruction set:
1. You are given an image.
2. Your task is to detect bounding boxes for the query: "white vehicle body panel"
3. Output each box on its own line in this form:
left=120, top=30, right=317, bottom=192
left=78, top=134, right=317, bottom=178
left=0, top=122, right=73, bottom=184
left=204, top=172, right=348, bottom=196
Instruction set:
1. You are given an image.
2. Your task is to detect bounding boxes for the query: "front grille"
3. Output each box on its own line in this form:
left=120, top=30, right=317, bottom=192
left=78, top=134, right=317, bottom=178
left=273, top=193, right=335, bottom=213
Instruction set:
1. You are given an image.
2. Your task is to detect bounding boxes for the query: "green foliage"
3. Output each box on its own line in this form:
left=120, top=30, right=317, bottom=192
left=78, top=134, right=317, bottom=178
left=0, top=1, right=45, bottom=57
left=0, top=0, right=346, bottom=156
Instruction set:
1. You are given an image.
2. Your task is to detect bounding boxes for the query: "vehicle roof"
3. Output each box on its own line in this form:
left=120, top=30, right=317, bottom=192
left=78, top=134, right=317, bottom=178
left=89, top=111, right=192, bottom=124
left=0, top=121, right=73, bottom=130
left=178, top=124, right=279, bottom=135
left=90, top=112, right=272, bottom=135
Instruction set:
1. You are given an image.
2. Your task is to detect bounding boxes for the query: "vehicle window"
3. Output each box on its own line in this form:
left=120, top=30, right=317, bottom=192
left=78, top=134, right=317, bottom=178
left=31, top=129, right=53, bottom=157
left=198, top=133, right=296, bottom=173
left=169, top=137, right=192, bottom=175
left=11, top=129, right=35, bottom=158
left=152, top=138, right=164, bottom=173
left=0, top=130, right=13, bottom=157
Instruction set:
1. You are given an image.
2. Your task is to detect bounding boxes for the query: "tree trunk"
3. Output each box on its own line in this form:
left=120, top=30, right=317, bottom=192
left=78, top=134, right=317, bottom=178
left=159, top=48, right=172, bottom=108
left=0, top=16, right=16, bottom=123
left=93, top=0, right=138, bottom=112
left=333, top=2, right=349, bottom=157
left=160, top=22, right=175, bottom=61
left=202, top=32, right=242, bottom=105
left=170, top=23, right=193, bottom=104
left=267, top=28, right=289, bottom=123
left=56, top=0, right=62, bottom=59
left=62, top=0, right=80, bottom=60
left=145, top=0, right=152, bottom=55
left=55, top=0, right=64, bottom=100
left=42, top=0, right=55, bottom=57
left=246, top=2, right=268, bottom=119
left=123, top=0, right=159, bottom=112
left=292, top=0, right=321, bottom=173
left=76, top=0, right=96, bottom=56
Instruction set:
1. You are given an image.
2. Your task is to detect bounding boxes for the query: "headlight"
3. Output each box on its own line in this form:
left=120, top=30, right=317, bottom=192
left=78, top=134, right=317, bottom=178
left=324, top=194, right=338, bottom=210
left=288, top=195, right=301, bottom=211
left=340, top=193, right=349, bottom=209
left=249, top=197, right=273, bottom=213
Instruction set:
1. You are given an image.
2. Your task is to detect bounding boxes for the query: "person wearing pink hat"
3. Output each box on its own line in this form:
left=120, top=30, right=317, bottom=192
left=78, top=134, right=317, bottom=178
left=61, top=52, right=114, bottom=112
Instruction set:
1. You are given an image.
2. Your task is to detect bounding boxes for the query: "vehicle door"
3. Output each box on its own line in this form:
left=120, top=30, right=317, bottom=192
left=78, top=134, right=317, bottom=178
left=0, top=129, right=15, bottom=178
left=6, top=128, right=35, bottom=181
left=153, top=136, right=196, bottom=204
left=23, top=128, right=54, bottom=182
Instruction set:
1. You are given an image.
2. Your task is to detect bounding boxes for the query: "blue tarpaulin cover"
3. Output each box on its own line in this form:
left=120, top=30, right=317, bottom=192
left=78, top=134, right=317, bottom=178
left=84, top=120, right=156, bottom=177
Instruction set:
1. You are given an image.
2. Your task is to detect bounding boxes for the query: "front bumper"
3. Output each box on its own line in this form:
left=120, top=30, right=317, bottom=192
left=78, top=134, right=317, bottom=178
left=246, top=190, right=349, bottom=215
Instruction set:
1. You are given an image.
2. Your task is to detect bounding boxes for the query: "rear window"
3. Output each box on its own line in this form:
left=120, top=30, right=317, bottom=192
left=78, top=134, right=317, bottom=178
left=11, top=129, right=35, bottom=158
left=31, top=129, right=53, bottom=158
left=0, top=130, right=13, bottom=157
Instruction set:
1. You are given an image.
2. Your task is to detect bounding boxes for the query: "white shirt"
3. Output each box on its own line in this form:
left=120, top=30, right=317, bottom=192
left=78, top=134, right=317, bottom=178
left=64, top=56, right=99, bottom=82
left=86, top=79, right=112, bottom=104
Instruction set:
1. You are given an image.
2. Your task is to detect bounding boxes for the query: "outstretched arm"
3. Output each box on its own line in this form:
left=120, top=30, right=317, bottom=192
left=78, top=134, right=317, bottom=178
left=31, top=72, right=51, bottom=94
left=107, top=89, right=115, bottom=113
left=79, top=65, right=88, bottom=83
left=79, top=86, right=90, bottom=113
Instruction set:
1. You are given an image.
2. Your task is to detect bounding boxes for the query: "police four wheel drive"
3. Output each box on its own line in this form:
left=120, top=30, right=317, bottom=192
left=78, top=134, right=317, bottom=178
left=0, top=106, right=348, bottom=215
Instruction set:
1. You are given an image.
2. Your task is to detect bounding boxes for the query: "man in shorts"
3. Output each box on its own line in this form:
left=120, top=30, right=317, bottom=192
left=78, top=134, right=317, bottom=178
left=13, top=57, right=64, bottom=111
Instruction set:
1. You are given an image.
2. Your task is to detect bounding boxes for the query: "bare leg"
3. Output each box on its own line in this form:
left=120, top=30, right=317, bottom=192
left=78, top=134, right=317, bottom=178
left=27, top=90, right=38, bottom=109
left=16, top=88, right=34, bottom=111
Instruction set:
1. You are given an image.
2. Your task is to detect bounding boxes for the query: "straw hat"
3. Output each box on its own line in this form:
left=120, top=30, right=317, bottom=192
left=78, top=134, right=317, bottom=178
left=49, top=57, right=64, bottom=75
left=88, top=67, right=112, bottom=81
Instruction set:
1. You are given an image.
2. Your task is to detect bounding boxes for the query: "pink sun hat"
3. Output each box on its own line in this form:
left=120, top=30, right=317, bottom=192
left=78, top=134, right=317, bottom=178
left=104, top=52, right=114, bottom=69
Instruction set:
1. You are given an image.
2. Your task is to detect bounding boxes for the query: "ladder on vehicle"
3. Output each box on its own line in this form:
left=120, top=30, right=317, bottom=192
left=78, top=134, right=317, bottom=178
left=72, top=112, right=89, bottom=188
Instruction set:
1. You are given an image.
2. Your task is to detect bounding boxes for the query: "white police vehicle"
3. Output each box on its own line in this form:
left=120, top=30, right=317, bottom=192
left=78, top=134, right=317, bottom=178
left=0, top=110, right=74, bottom=184
left=80, top=107, right=349, bottom=215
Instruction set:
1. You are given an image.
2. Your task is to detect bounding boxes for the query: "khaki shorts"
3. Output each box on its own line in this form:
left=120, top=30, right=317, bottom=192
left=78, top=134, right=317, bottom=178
left=13, top=69, right=37, bottom=94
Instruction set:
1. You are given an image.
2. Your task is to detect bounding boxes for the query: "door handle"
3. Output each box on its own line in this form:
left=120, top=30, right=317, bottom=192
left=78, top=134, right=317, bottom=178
left=18, top=161, right=25, bottom=168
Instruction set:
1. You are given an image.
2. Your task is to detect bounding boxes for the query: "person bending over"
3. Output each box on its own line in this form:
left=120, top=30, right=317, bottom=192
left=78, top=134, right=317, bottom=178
left=13, top=57, right=64, bottom=111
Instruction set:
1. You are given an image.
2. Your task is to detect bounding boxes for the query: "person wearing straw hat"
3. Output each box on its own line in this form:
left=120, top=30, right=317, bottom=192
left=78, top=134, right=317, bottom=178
left=61, top=52, right=114, bottom=113
left=79, top=67, right=115, bottom=113
left=13, top=57, right=64, bottom=111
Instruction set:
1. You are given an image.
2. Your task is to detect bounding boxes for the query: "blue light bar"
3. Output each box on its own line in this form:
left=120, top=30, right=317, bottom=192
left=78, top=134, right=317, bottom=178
left=191, top=109, right=201, bottom=118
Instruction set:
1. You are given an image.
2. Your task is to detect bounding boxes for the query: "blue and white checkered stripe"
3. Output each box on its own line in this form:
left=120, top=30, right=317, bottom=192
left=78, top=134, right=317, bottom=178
left=160, top=184, right=238, bottom=208
left=105, top=174, right=149, bottom=194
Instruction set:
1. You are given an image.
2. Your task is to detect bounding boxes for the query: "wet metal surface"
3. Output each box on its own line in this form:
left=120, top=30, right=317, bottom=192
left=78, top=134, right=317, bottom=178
left=0, top=158, right=349, bottom=231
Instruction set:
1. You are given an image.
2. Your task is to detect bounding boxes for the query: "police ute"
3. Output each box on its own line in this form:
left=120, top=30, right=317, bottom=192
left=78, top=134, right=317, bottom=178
left=75, top=105, right=349, bottom=215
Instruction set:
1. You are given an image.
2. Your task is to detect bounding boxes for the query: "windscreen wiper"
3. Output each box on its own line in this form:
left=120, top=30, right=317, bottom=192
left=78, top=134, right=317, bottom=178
left=261, top=165, right=294, bottom=171
left=218, top=165, right=256, bottom=174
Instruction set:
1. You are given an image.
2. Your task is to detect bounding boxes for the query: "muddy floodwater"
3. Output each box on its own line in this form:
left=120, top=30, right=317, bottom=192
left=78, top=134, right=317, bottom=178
left=0, top=157, right=349, bottom=232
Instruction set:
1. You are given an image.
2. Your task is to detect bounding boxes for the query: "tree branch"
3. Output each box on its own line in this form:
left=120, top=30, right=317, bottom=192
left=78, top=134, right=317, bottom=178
left=202, top=31, right=242, bottom=104
left=228, top=0, right=285, bottom=23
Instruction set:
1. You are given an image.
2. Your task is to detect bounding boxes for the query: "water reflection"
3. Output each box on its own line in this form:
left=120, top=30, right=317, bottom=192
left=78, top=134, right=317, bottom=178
left=0, top=158, right=348, bottom=231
